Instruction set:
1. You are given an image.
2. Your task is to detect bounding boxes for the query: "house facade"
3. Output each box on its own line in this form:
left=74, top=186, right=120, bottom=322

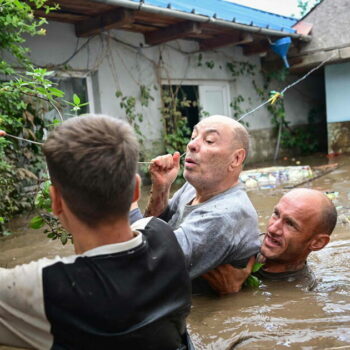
left=290, top=0, right=350, bottom=155
left=23, top=0, right=321, bottom=163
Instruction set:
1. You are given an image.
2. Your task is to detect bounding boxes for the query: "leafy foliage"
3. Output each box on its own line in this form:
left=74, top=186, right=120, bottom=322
left=29, top=181, right=72, bottom=245
left=297, top=0, right=322, bottom=17
left=252, top=71, right=320, bottom=156
left=160, top=86, right=191, bottom=156
left=244, top=262, right=264, bottom=288
left=0, top=0, right=66, bottom=235
left=115, top=85, right=155, bottom=159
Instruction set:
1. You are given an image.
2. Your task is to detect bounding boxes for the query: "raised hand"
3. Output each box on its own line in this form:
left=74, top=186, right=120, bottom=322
left=149, top=152, right=181, bottom=190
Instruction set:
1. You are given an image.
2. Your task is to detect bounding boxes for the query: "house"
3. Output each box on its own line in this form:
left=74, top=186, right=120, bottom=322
left=24, top=0, right=319, bottom=163
left=287, top=0, right=350, bottom=155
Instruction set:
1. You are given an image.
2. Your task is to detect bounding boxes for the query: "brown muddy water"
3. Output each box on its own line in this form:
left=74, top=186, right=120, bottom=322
left=1, top=154, right=350, bottom=350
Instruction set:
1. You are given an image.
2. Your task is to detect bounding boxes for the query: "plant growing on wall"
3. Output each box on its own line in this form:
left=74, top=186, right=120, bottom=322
left=252, top=72, right=319, bottom=157
left=115, top=85, right=155, bottom=159
left=160, top=86, right=191, bottom=156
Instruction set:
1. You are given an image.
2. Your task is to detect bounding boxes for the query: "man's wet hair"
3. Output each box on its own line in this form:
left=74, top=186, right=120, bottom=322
left=43, top=114, right=139, bottom=227
left=317, top=195, right=338, bottom=236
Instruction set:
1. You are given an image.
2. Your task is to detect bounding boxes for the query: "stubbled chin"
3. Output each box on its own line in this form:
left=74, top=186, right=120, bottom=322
left=261, top=237, right=283, bottom=258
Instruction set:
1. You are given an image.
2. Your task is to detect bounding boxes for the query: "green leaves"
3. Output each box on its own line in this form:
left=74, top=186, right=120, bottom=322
left=245, top=275, right=261, bottom=288
left=244, top=262, right=264, bottom=289
left=252, top=262, right=264, bottom=273
left=30, top=180, right=73, bottom=245
left=29, top=215, right=45, bottom=229
left=64, top=93, right=89, bottom=115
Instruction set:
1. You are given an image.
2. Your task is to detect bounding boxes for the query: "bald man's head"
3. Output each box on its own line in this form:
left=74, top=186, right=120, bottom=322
left=204, top=115, right=249, bottom=161
left=283, top=188, right=337, bottom=236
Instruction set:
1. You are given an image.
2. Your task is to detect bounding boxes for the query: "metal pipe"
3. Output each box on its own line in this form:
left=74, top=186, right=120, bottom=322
left=94, top=0, right=312, bottom=42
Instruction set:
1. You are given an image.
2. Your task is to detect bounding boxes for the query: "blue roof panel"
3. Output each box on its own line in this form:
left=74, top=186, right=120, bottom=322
left=130, top=0, right=297, bottom=33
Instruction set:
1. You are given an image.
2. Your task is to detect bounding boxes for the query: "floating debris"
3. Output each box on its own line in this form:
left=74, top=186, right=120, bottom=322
left=325, top=191, right=339, bottom=200
left=240, top=165, right=313, bottom=190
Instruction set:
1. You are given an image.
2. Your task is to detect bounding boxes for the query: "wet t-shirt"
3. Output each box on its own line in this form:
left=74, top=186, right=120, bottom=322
left=159, top=182, right=261, bottom=279
left=255, top=263, right=317, bottom=290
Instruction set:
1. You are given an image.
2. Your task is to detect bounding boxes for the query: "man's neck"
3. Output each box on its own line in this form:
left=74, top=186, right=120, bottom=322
left=70, top=218, right=135, bottom=255
left=192, top=178, right=239, bottom=205
left=258, top=254, right=307, bottom=274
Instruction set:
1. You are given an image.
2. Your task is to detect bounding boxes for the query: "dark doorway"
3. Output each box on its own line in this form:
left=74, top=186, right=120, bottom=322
left=162, top=85, right=199, bottom=131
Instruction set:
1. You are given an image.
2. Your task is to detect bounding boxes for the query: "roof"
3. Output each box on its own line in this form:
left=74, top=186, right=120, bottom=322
left=36, top=0, right=309, bottom=53
left=134, top=0, right=297, bottom=33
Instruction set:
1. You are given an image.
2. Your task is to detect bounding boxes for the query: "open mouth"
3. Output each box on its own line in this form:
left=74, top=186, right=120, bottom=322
left=264, top=234, right=282, bottom=248
left=185, top=158, right=197, bottom=167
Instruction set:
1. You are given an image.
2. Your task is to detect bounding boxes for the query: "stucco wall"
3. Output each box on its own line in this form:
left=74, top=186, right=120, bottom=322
left=301, top=0, right=350, bottom=52
left=23, top=20, right=318, bottom=163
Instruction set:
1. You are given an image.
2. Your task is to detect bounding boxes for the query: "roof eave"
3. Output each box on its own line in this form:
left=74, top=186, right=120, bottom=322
left=92, top=0, right=311, bottom=42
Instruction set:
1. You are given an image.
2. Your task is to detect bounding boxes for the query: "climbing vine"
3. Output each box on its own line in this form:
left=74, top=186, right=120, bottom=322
left=160, top=86, right=192, bottom=156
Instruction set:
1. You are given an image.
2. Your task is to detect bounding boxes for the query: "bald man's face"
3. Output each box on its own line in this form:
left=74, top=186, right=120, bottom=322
left=261, top=192, right=323, bottom=263
left=184, top=118, right=238, bottom=189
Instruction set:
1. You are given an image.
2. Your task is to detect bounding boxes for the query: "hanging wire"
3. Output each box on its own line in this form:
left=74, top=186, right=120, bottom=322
left=2, top=53, right=336, bottom=162
left=238, top=53, right=335, bottom=122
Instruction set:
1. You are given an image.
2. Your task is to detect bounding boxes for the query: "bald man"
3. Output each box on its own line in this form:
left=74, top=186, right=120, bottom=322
left=131, top=115, right=260, bottom=287
left=203, top=188, right=337, bottom=293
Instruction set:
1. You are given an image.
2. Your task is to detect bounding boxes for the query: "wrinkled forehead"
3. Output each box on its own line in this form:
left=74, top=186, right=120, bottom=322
left=194, top=118, right=235, bottom=137
left=278, top=192, right=321, bottom=226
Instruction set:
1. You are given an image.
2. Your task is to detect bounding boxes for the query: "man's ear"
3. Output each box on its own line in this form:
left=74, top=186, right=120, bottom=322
left=309, top=233, right=330, bottom=251
left=50, top=185, right=63, bottom=216
left=132, top=174, right=141, bottom=203
left=229, top=148, right=246, bottom=170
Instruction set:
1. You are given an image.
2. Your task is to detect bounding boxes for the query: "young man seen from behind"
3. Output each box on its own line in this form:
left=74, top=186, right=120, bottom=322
left=0, top=116, right=191, bottom=349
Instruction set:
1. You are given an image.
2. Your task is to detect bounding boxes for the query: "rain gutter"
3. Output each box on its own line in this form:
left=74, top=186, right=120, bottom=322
left=93, top=0, right=312, bottom=42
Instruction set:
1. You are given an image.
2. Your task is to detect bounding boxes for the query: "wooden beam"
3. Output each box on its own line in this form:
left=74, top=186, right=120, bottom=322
left=75, top=9, right=134, bottom=37
left=35, top=10, right=89, bottom=24
left=145, top=21, right=201, bottom=46
left=199, top=32, right=253, bottom=51
left=243, top=40, right=270, bottom=56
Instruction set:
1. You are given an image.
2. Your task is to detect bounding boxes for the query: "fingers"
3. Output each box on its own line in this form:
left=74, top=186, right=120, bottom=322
left=150, top=152, right=180, bottom=171
left=244, top=256, right=256, bottom=273
left=173, top=152, right=181, bottom=167
left=151, top=154, right=174, bottom=170
left=0, top=130, right=6, bottom=137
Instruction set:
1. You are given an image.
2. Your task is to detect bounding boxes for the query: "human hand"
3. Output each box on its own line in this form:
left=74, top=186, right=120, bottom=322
left=202, top=256, right=256, bottom=295
left=0, top=130, right=6, bottom=137
left=149, top=152, right=181, bottom=190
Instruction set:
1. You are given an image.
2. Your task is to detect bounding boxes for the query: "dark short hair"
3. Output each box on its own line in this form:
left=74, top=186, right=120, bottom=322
left=43, top=114, right=139, bottom=227
left=317, top=196, right=338, bottom=236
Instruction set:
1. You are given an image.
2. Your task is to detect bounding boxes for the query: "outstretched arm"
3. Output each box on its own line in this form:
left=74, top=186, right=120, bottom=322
left=202, top=256, right=256, bottom=295
left=144, top=152, right=181, bottom=217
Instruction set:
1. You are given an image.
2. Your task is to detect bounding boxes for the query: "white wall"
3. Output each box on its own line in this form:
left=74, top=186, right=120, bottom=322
left=24, top=20, right=316, bottom=159
left=325, top=62, right=350, bottom=123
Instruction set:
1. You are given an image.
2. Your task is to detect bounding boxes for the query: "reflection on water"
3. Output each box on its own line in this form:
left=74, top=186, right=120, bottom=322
left=1, top=154, right=350, bottom=349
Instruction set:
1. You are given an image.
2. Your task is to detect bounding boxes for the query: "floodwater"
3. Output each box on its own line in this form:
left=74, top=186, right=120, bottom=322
left=1, top=154, right=350, bottom=349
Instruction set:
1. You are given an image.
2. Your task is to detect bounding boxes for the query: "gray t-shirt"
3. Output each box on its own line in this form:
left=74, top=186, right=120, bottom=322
left=162, top=182, right=260, bottom=279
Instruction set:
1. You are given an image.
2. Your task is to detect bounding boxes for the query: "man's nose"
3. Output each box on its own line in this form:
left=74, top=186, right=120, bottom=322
left=268, top=218, right=282, bottom=235
left=187, top=138, right=200, bottom=152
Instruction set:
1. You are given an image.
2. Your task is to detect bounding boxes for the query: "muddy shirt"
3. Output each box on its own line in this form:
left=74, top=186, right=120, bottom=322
left=255, top=263, right=317, bottom=290
left=131, top=182, right=260, bottom=279
left=0, top=218, right=191, bottom=350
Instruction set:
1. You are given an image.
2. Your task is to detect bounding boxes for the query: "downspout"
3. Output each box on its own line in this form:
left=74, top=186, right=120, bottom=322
left=93, top=0, right=311, bottom=42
